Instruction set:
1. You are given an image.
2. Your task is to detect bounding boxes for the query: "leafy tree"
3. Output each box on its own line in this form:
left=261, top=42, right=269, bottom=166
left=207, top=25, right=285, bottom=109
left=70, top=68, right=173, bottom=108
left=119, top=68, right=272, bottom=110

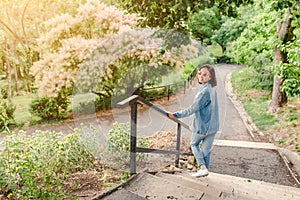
left=115, top=0, right=200, bottom=30
left=230, top=2, right=277, bottom=90
left=211, top=16, right=246, bottom=54
left=115, top=0, right=253, bottom=30
left=187, top=7, right=222, bottom=44
left=230, top=0, right=300, bottom=112
left=264, top=0, right=300, bottom=112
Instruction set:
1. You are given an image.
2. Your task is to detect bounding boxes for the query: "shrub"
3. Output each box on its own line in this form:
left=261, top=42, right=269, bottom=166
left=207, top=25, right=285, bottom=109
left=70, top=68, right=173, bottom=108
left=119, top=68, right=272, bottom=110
left=0, top=129, right=95, bottom=199
left=101, top=122, right=148, bottom=168
left=215, top=55, right=232, bottom=64
left=0, top=96, right=15, bottom=133
left=30, top=92, right=69, bottom=121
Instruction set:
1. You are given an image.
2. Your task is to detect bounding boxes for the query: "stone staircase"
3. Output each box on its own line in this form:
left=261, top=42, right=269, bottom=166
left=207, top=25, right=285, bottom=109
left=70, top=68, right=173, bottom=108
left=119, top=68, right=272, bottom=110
left=97, top=171, right=300, bottom=200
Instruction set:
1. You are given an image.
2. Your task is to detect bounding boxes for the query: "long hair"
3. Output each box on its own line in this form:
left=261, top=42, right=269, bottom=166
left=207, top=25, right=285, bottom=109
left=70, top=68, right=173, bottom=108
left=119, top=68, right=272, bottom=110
left=198, top=64, right=217, bottom=87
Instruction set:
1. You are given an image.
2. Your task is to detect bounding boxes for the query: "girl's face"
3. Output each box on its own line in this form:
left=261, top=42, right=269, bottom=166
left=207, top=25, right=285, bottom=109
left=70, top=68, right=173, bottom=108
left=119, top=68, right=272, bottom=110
left=197, top=68, right=211, bottom=84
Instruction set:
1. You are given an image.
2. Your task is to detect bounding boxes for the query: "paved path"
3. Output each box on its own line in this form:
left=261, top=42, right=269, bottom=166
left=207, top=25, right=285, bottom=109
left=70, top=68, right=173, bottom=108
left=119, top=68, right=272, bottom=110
left=0, top=64, right=251, bottom=142
left=90, top=64, right=252, bottom=141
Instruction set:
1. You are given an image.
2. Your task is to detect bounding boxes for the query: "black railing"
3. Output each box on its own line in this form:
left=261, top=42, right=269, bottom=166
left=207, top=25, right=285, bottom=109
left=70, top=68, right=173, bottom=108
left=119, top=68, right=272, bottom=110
left=138, top=67, right=198, bottom=101
left=93, top=67, right=198, bottom=110
left=117, top=95, right=192, bottom=175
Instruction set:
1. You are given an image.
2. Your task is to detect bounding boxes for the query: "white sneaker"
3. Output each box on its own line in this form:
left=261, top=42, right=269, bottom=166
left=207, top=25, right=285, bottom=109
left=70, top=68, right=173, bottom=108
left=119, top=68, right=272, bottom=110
left=191, top=167, right=209, bottom=177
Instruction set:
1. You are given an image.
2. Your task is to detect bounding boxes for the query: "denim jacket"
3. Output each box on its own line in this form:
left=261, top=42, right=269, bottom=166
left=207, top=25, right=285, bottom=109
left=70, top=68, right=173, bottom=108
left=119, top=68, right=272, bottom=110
left=173, top=82, right=219, bottom=135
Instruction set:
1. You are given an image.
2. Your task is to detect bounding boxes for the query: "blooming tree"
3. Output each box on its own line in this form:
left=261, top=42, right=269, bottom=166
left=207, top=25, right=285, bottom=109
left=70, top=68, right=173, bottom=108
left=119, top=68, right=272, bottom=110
left=31, top=0, right=199, bottom=100
left=31, top=0, right=138, bottom=97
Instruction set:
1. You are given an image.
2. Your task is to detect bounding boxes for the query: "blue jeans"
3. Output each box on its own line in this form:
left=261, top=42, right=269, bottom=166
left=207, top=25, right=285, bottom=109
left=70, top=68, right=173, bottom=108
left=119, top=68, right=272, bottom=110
left=190, top=132, right=216, bottom=169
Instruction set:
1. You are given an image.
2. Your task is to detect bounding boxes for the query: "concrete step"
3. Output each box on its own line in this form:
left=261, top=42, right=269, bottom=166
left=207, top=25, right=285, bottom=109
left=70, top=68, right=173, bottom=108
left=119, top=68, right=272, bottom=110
left=123, top=172, right=222, bottom=200
left=177, top=171, right=300, bottom=200
left=156, top=172, right=238, bottom=199
left=100, top=189, right=147, bottom=200
left=155, top=172, right=228, bottom=200
left=98, top=171, right=300, bottom=200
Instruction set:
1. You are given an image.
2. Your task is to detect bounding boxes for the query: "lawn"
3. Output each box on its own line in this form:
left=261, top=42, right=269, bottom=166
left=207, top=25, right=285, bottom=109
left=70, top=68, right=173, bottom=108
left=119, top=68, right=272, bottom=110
left=11, top=93, right=38, bottom=125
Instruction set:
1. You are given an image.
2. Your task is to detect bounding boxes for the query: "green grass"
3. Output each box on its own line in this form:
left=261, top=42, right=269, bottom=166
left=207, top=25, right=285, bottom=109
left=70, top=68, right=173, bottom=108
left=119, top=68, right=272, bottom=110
left=206, top=45, right=223, bottom=57
left=243, top=99, right=278, bottom=131
left=231, top=67, right=277, bottom=131
left=11, top=93, right=38, bottom=125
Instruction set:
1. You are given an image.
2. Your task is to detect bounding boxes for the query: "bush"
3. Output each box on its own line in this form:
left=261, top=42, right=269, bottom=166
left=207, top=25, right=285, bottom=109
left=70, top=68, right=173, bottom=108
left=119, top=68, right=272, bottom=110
left=101, top=122, right=148, bottom=168
left=215, top=55, right=232, bottom=63
left=30, top=93, right=69, bottom=121
left=0, top=96, right=15, bottom=133
left=0, top=129, right=95, bottom=199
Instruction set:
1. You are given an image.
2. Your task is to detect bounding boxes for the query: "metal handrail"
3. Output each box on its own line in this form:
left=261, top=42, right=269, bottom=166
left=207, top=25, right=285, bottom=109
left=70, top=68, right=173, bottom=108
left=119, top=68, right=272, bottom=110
left=117, top=95, right=192, bottom=175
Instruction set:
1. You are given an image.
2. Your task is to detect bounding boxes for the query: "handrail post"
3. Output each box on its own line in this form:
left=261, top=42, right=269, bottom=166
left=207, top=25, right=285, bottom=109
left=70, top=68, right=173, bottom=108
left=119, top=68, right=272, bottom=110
left=167, top=85, right=170, bottom=100
left=175, top=123, right=182, bottom=167
left=130, top=101, right=138, bottom=175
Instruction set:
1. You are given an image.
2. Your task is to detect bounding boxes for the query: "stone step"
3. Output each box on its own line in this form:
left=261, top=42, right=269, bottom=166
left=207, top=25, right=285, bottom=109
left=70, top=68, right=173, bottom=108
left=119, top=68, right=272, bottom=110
left=124, top=172, right=222, bottom=200
left=177, top=171, right=300, bottom=200
left=100, top=189, right=147, bottom=200
left=155, top=172, right=228, bottom=199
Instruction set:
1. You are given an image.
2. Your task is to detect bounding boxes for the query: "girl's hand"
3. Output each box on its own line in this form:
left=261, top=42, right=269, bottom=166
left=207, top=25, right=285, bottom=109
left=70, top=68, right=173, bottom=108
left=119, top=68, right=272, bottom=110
left=167, top=112, right=175, bottom=119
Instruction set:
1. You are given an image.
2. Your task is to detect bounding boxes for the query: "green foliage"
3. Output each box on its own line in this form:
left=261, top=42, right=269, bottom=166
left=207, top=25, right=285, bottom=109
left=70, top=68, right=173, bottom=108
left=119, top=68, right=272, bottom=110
left=72, top=93, right=101, bottom=114
left=0, top=81, right=8, bottom=99
left=231, top=0, right=300, bottom=95
left=0, top=95, right=15, bottom=133
left=29, top=90, right=69, bottom=121
left=230, top=2, right=277, bottom=90
left=181, top=54, right=213, bottom=79
left=101, top=122, right=148, bottom=168
left=116, top=0, right=252, bottom=30
left=279, top=39, right=300, bottom=97
left=182, top=62, right=196, bottom=79
left=211, top=16, right=246, bottom=53
left=154, top=29, right=191, bottom=50
left=187, top=7, right=222, bottom=44
left=0, top=129, right=95, bottom=199
left=116, top=0, right=199, bottom=30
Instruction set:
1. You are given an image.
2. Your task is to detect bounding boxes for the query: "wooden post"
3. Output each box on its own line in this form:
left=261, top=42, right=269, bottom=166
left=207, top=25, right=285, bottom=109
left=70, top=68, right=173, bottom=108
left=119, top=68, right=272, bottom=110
left=175, top=123, right=181, bottom=167
left=167, top=85, right=170, bottom=100
left=130, top=101, right=138, bottom=175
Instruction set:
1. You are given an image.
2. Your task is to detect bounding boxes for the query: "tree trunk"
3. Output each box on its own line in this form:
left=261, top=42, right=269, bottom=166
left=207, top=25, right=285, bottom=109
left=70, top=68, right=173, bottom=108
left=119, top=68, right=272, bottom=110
left=13, top=63, right=19, bottom=95
left=221, top=45, right=226, bottom=54
left=268, top=9, right=292, bottom=113
left=6, top=61, right=12, bottom=103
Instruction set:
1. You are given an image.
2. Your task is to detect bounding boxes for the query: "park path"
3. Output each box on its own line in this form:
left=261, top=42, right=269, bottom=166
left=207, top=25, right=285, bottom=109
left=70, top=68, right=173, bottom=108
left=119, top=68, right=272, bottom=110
left=90, top=63, right=253, bottom=141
